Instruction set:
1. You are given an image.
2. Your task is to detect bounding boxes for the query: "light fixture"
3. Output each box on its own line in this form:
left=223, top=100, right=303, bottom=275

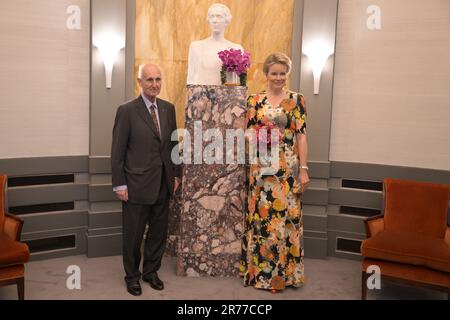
left=93, top=32, right=125, bottom=89
left=303, top=39, right=334, bottom=95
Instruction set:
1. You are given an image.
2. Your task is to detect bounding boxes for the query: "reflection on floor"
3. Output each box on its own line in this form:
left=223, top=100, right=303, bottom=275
left=0, top=255, right=446, bottom=300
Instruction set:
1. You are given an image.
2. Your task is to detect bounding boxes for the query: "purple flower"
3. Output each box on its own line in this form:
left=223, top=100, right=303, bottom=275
left=218, top=49, right=251, bottom=76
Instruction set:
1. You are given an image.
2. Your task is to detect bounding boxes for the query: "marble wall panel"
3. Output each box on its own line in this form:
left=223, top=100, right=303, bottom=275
left=135, top=0, right=175, bottom=60
left=253, top=0, right=295, bottom=63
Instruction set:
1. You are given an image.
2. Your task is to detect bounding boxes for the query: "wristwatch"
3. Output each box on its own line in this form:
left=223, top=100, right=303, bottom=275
left=300, top=165, right=309, bottom=171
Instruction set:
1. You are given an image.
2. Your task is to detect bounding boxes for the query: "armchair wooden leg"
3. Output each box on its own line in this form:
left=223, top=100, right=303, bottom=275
left=361, top=271, right=368, bottom=300
left=17, top=277, right=24, bottom=300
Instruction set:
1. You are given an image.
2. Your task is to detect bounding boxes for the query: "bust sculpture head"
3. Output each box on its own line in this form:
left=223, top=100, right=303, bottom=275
left=207, top=3, right=232, bottom=34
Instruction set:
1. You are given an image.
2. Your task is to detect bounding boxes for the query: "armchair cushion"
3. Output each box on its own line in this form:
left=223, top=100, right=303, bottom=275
left=383, top=179, right=450, bottom=238
left=365, top=216, right=384, bottom=238
left=361, top=231, right=450, bottom=273
left=0, top=234, right=30, bottom=266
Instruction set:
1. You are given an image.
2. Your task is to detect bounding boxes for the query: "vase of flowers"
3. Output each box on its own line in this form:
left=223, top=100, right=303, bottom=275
left=225, top=70, right=239, bottom=85
left=218, top=49, right=251, bottom=86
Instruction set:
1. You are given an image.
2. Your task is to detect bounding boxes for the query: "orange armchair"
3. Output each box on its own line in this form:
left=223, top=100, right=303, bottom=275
left=361, top=178, right=450, bottom=300
left=0, top=174, right=30, bottom=300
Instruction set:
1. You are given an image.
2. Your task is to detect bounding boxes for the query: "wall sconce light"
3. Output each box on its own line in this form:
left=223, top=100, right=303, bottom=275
left=303, top=40, right=334, bottom=95
left=93, top=33, right=125, bottom=89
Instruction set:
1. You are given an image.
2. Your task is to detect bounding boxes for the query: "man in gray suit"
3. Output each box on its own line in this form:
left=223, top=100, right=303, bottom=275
left=111, top=63, right=181, bottom=296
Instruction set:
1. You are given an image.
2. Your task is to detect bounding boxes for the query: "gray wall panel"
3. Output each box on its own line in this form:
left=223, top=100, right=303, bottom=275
left=327, top=214, right=365, bottom=234
left=304, top=237, right=327, bottom=259
left=88, top=211, right=122, bottom=229
left=87, top=227, right=122, bottom=237
left=0, top=156, right=88, bottom=176
left=331, top=161, right=450, bottom=184
left=8, top=184, right=89, bottom=207
left=327, top=230, right=365, bottom=261
left=303, top=204, right=327, bottom=215
left=290, top=0, right=304, bottom=92
left=304, top=230, right=327, bottom=239
left=304, top=213, right=327, bottom=232
left=90, top=174, right=112, bottom=184
left=299, top=0, right=338, bottom=161
left=90, top=201, right=122, bottom=212
left=125, top=0, right=136, bottom=101
left=21, top=211, right=88, bottom=233
left=22, top=227, right=87, bottom=261
left=309, top=161, right=331, bottom=179
left=302, top=188, right=329, bottom=205
left=89, top=185, right=117, bottom=202
left=89, top=157, right=112, bottom=174
left=87, top=233, right=122, bottom=257
left=90, top=0, right=127, bottom=157
left=328, top=188, right=382, bottom=209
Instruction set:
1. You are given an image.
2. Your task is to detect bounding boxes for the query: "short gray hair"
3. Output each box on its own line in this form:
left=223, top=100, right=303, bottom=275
left=207, top=3, right=232, bottom=25
left=263, top=53, right=292, bottom=75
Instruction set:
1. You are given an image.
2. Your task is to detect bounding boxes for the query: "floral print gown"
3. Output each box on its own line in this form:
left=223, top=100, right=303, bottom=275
left=240, top=90, right=307, bottom=290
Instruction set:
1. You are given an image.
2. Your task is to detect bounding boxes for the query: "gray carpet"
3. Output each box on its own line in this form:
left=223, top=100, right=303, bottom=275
left=0, top=255, right=446, bottom=300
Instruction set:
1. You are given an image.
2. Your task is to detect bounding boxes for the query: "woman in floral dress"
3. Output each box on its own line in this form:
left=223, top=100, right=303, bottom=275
left=240, top=53, right=309, bottom=293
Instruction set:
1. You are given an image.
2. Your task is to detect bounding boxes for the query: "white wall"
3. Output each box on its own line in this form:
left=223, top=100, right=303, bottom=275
left=0, top=0, right=90, bottom=158
left=331, top=0, right=450, bottom=170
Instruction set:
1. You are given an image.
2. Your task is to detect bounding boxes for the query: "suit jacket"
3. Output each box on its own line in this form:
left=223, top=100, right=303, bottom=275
left=111, top=95, right=181, bottom=205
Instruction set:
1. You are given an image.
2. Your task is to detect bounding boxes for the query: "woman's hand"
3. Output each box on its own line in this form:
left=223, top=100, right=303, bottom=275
left=298, top=168, right=310, bottom=192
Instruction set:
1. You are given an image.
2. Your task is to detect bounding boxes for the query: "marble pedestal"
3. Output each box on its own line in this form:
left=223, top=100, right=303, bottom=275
left=177, top=85, right=247, bottom=277
left=166, top=189, right=182, bottom=257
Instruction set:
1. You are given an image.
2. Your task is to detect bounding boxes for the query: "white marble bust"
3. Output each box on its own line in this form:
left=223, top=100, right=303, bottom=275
left=187, top=3, right=243, bottom=86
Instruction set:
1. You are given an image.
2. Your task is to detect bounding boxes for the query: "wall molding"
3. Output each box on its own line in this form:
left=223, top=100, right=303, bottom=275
left=0, top=156, right=88, bottom=176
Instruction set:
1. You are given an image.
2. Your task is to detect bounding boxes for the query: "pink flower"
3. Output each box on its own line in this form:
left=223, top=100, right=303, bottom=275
left=218, top=49, right=251, bottom=76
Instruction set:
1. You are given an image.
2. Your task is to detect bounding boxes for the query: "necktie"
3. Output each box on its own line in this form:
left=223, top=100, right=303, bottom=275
left=149, top=104, right=160, bottom=137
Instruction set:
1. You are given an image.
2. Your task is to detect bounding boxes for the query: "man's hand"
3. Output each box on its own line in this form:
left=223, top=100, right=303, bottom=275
left=115, top=189, right=129, bottom=202
left=174, top=177, right=181, bottom=193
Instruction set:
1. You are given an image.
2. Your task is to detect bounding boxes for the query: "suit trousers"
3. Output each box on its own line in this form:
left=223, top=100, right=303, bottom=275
left=122, top=168, right=170, bottom=283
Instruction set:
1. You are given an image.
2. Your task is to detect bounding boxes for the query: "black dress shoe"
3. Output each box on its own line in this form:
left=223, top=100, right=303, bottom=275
left=143, top=272, right=164, bottom=290
left=126, top=281, right=142, bottom=296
